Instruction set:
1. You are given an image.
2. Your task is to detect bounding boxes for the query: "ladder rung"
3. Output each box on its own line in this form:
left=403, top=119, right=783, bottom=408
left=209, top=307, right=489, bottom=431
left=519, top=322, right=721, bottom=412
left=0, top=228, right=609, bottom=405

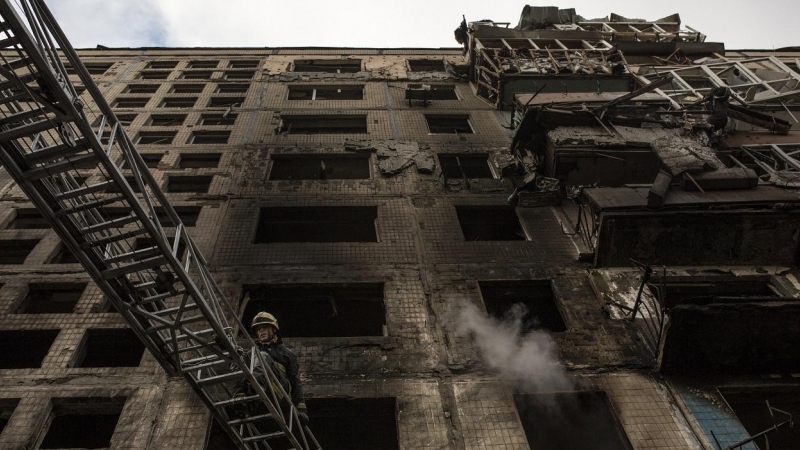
left=81, top=214, right=140, bottom=233
left=0, top=107, right=48, bottom=126
left=26, top=137, right=91, bottom=162
left=146, top=313, right=206, bottom=333
left=176, top=328, right=215, bottom=342
left=156, top=302, right=200, bottom=317
left=182, top=353, right=229, bottom=366
left=0, top=36, right=20, bottom=49
left=196, top=370, right=245, bottom=387
left=181, top=357, right=228, bottom=373
left=0, top=70, right=36, bottom=92
left=140, top=289, right=183, bottom=305
left=227, top=413, right=274, bottom=427
left=0, top=117, right=59, bottom=141
left=0, top=56, right=32, bottom=72
left=24, top=152, right=99, bottom=180
left=55, top=194, right=126, bottom=216
left=82, top=227, right=148, bottom=248
left=55, top=180, right=115, bottom=200
left=101, top=255, right=167, bottom=279
left=103, top=246, right=161, bottom=264
left=213, top=394, right=260, bottom=408
left=0, top=91, right=30, bottom=106
left=242, top=432, right=285, bottom=443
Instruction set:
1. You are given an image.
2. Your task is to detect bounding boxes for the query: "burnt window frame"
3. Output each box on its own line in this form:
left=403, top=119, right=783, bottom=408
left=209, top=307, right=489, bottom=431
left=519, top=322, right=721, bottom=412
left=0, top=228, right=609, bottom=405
left=438, top=153, right=494, bottom=179
left=407, top=59, right=446, bottom=72
left=254, top=206, right=379, bottom=243
left=71, top=328, right=147, bottom=368
left=200, top=113, right=237, bottom=126
left=455, top=205, right=527, bottom=241
left=178, top=153, right=222, bottom=168
left=137, top=130, right=176, bottom=145
left=278, top=114, right=368, bottom=135
left=166, top=175, right=214, bottom=193
left=478, top=279, right=568, bottom=332
left=113, top=97, right=150, bottom=108
left=268, top=153, right=372, bottom=180
left=425, top=114, right=473, bottom=134
left=125, top=84, right=158, bottom=94
left=16, top=282, right=87, bottom=314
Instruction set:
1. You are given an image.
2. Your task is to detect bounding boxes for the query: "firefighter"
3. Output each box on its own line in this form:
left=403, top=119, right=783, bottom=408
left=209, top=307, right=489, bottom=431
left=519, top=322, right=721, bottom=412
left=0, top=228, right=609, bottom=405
left=245, top=311, right=309, bottom=426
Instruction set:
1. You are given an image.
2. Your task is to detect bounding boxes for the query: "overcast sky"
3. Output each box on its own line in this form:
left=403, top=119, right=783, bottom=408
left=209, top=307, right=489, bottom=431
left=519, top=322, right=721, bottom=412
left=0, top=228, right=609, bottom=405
left=47, top=0, right=798, bottom=51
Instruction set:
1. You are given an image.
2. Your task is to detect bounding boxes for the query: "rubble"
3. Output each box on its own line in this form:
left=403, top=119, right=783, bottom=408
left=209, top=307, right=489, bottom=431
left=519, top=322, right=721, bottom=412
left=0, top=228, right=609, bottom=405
left=344, top=139, right=435, bottom=175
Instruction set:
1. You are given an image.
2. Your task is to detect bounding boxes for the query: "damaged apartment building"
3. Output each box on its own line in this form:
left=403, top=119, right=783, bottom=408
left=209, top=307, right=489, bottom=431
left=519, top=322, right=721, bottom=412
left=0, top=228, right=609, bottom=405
left=0, top=2, right=799, bottom=449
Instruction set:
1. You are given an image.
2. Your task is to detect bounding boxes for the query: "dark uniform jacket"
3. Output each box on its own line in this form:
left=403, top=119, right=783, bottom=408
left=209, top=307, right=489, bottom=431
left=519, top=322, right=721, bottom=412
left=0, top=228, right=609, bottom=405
left=254, top=341, right=306, bottom=411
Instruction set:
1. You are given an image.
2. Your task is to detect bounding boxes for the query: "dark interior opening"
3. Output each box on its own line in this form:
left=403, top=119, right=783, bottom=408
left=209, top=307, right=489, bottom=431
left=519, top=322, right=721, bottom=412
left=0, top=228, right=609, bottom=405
left=230, top=60, right=259, bottom=69
left=216, top=84, right=249, bottom=93
left=0, top=239, right=38, bottom=264
left=126, top=84, right=158, bottom=94
left=279, top=115, right=367, bottom=134
left=191, top=131, right=230, bottom=144
left=120, top=153, right=162, bottom=169
left=17, top=283, right=86, bottom=314
left=0, top=399, right=19, bottom=435
left=138, top=131, right=175, bottom=145
left=224, top=71, right=254, bottom=80
left=428, top=85, right=458, bottom=100
left=49, top=244, right=80, bottom=264
left=40, top=397, right=125, bottom=449
left=479, top=280, right=566, bottom=332
left=426, top=114, right=473, bottom=133
left=189, top=60, right=219, bottom=68
left=306, top=398, right=398, bottom=450
left=243, top=283, right=386, bottom=338
left=161, top=97, right=197, bottom=108
left=514, top=392, right=632, bottom=450
left=139, top=71, right=170, bottom=80
left=719, top=387, right=800, bottom=450
left=148, top=61, right=177, bottom=69
left=293, top=59, right=361, bottom=73
left=172, top=84, right=205, bottom=93
left=648, top=279, right=779, bottom=308
left=155, top=206, right=202, bottom=227
left=167, top=175, right=213, bottom=193
left=255, top=206, right=378, bottom=243
left=114, top=97, right=148, bottom=108
left=74, top=328, right=146, bottom=368
left=205, top=418, right=239, bottom=450
left=183, top=71, right=213, bottom=80
left=0, top=329, right=59, bottom=369
left=269, top=154, right=370, bottom=180
left=149, top=114, right=186, bottom=126
left=84, top=62, right=113, bottom=75
left=201, top=113, right=237, bottom=125
left=408, top=59, right=445, bottom=72
left=439, top=154, right=493, bottom=178
left=179, top=153, right=221, bottom=168
left=455, top=206, right=525, bottom=241
left=287, top=85, right=364, bottom=100
left=208, top=97, right=244, bottom=107
left=8, top=208, right=49, bottom=229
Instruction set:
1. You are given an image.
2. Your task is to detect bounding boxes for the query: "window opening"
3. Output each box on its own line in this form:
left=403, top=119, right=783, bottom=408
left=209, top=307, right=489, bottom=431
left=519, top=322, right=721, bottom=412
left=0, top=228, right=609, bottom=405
left=514, top=392, right=633, bottom=450
left=0, top=399, right=19, bottom=434
left=171, top=83, right=205, bottom=93
left=287, top=85, right=364, bottom=100
left=183, top=71, right=214, bottom=80
left=456, top=206, right=525, bottom=241
left=439, top=154, right=493, bottom=178
left=208, top=96, right=244, bottom=108
left=190, top=131, right=230, bottom=144
left=39, top=397, right=125, bottom=449
left=243, top=283, right=386, bottom=338
left=73, top=328, right=146, bottom=368
left=125, top=84, right=158, bottom=94
left=84, top=62, right=113, bottom=75
left=149, top=114, right=186, bottom=126
left=189, top=60, right=219, bottom=68
left=0, top=239, right=38, bottom=264
left=719, top=387, right=800, bottom=450
left=278, top=115, right=367, bottom=134
left=179, top=153, right=221, bottom=168
left=17, top=283, right=86, bottom=314
left=137, top=131, right=176, bottom=145
left=148, top=61, right=178, bottom=69
left=426, top=114, right=473, bottom=133
left=269, top=154, right=370, bottom=180
left=408, top=59, right=445, bottom=72
left=224, top=70, right=254, bottom=80
left=7, top=208, right=49, bottom=229
left=166, top=175, right=213, bottom=193
left=479, top=280, right=566, bottom=332
left=0, top=330, right=58, bottom=368
left=229, top=60, right=259, bottom=69
left=161, top=97, right=197, bottom=108
left=293, top=59, right=362, bottom=73
left=254, top=206, right=378, bottom=243
left=201, top=113, right=237, bottom=125
left=305, top=398, right=399, bottom=450
left=216, top=84, right=249, bottom=93
left=139, top=70, right=170, bottom=80
left=155, top=206, right=202, bottom=227
left=114, top=97, right=149, bottom=108
left=120, top=153, right=162, bottom=169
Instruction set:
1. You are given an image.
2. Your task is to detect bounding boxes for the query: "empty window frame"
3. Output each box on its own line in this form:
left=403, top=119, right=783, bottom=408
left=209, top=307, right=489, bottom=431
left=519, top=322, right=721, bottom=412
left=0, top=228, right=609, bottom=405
left=149, top=114, right=186, bottom=126
left=0, top=330, right=58, bottom=369
left=719, top=388, right=800, bottom=450
left=293, top=59, right=362, bottom=73
left=514, top=392, right=632, bottom=450
left=428, top=84, right=458, bottom=100
left=49, top=244, right=80, bottom=264
left=137, top=131, right=176, bottom=145
left=439, top=154, right=493, bottom=178
left=408, top=59, right=445, bottom=72
left=279, top=115, right=367, bottom=134
left=119, top=153, right=162, bottom=169
left=148, top=60, right=178, bottom=69
left=0, top=239, right=38, bottom=264
left=648, top=279, right=779, bottom=308
left=479, top=280, right=566, bottom=332
left=161, top=97, right=197, bottom=108
left=84, top=62, right=113, bottom=75
left=287, top=85, right=364, bottom=100
left=125, top=84, right=158, bottom=94
left=189, top=60, right=219, bottom=68
left=171, top=83, right=205, bottom=93
left=243, top=283, right=386, bottom=338
left=39, top=398, right=125, bottom=449
left=7, top=208, right=49, bottom=229
left=216, top=83, right=249, bottom=93
left=0, top=399, right=19, bottom=434
left=269, top=154, right=370, bottom=180
left=208, top=96, right=244, bottom=107
left=116, top=114, right=137, bottom=126
left=304, top=398, right=399, bottom=450
left=166, top=175, right=213, bottom=193
left=223, top=70, right=255, bottom=80
left=426, top=114, right=473, bottom=134
left=154, top=206, right=202, bottom=227
left=139, top=70, right=171, bottom=80
left=17, top=283, right=86, bottom=314
left=114, top=97, right=149, bottom=108
left=200, top=113, right=237, bottom=125
left=229, top=60, right=260, bottom=68
left=254, top=206, right=378, bottom=243
left=73, top=328, right=146, bottom=368
left=456, top=205, right=525, bottom=241
left=182, top=70, right=214, bottom=80
left=179, top=153, right=221, bottom=168
left=190, top=131, right=230, bottom=144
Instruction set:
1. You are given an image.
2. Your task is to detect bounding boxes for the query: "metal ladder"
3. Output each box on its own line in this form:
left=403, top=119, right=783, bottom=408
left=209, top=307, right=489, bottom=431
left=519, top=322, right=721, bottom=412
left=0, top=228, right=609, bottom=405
left=0, top=2, right=320, bottom=449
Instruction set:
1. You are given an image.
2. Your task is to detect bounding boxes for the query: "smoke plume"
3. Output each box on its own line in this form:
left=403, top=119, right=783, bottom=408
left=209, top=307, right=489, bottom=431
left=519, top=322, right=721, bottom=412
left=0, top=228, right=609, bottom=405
left=455, top=302, right=573, bottom=391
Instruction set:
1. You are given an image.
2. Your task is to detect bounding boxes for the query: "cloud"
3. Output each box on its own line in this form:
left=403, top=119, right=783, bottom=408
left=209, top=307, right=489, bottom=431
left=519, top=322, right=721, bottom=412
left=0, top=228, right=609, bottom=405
left=49, top=0, right=169, bottom=48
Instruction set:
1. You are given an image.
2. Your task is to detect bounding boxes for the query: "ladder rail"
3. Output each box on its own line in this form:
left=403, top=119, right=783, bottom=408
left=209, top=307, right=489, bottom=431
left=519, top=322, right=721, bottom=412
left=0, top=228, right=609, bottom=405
left=0, top=2, right=320, bottom=449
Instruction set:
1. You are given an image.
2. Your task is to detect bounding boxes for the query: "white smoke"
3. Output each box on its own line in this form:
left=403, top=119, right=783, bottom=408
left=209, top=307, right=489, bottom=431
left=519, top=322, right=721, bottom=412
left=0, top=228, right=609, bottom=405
left=456, top=302, right=573, bottom=391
